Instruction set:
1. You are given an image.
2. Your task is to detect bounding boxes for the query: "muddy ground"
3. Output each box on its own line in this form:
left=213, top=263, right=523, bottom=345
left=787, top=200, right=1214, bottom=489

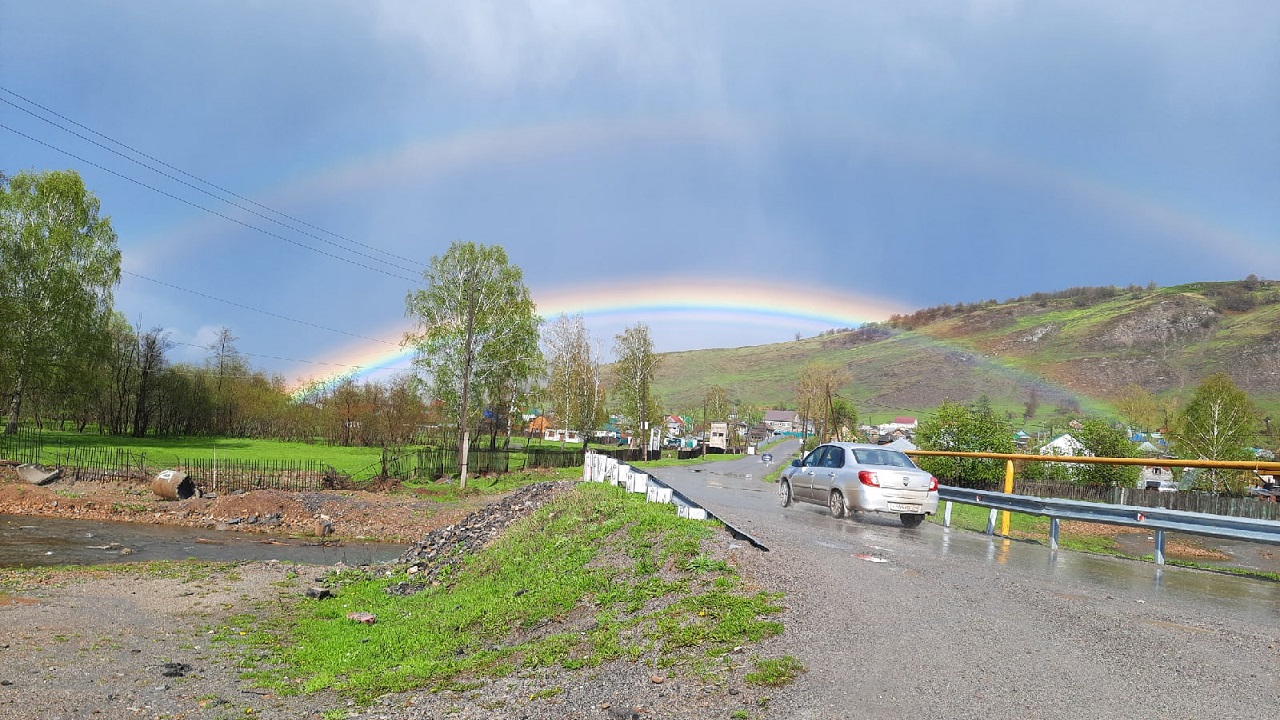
left=0, top=470, right=783, bottom=720
left=0, top=465, right=486, bottom=543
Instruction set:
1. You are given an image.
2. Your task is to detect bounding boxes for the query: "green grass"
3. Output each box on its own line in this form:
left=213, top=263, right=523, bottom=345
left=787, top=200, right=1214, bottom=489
left=399, top=467, right=580, bottom=499
left=744, top=655, right=805, bottom=687
left=27, top=429, right=386, bottom=475
left=633, top=453, right=746, bottom=468
left=215, top=483, right=785, bottom=703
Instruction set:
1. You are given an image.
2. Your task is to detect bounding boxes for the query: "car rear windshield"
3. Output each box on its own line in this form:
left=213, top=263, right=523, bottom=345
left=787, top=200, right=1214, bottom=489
left=852, top=448, right=915, bottom=468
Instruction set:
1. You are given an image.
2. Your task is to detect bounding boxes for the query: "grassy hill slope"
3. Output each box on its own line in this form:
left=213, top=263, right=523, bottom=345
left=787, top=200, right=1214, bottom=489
left=651, top=280, right=1280, bottom=425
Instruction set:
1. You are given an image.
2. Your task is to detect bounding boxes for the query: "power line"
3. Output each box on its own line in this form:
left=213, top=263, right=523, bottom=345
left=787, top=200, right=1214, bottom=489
left=0, top=122, right=422, bottom=284
left=122, top=270, right=400, bottom=346
left=0, top=85, right=424, bottom=270
left=169, top=341, right=365, bottom=369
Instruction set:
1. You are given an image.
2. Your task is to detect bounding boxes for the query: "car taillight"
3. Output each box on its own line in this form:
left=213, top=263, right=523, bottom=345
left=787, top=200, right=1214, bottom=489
left=928, top=476, right=939, bottom=492
left=858, top=470, right=879, bottom=487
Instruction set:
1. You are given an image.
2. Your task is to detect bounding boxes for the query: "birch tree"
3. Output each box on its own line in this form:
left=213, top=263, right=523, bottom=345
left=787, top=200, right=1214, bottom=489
left=1170, top=373, right=1258, bottom=492
left=0, top=170, right=120, bottom=433
left=612, top=323, right=661, bottom=454
left=543, top=314, right=603, bottom=449
left=404, top=242, right=541, bottom=487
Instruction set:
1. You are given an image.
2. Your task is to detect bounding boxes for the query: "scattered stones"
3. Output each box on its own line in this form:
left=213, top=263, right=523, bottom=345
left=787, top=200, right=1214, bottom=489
left=346, top=611, right=377, bottom=625
left=305, top=587, right=333, bottom=600
left=384, top=582, right=428, bottom=597
left=394, top=481, right=574, bottom=592
left=606, top=703, right=642, bottom=719
left=159, top=662, right=190, bottom=678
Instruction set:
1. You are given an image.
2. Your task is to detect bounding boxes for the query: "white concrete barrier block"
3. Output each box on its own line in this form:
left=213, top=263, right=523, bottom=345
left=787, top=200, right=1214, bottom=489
left=646, top=486, right=673, bottom=504
left=677, top=504, right=708, bottom=520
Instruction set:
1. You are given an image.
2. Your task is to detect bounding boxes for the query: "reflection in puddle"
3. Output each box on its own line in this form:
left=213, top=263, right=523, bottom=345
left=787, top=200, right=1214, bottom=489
left=1, top=514, right=404, bottom=568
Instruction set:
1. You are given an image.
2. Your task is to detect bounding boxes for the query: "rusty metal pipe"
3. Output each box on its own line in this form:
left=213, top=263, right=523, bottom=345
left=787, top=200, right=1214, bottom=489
left=152, top=469, right=196, bottom=500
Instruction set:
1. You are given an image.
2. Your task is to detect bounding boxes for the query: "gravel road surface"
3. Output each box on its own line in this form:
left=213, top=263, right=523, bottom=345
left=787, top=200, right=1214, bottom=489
left=649, top=440, right=1280, bottom=719
left=4, top=452, right=1278, bottom=720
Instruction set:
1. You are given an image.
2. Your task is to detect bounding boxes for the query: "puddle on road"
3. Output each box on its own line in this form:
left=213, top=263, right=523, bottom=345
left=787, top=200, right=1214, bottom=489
left=0, top=514, right=405, bottom=568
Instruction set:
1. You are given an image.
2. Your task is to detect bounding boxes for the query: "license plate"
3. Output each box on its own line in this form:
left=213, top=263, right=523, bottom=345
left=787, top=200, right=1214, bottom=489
left=888, top=502, right=919, bottom=512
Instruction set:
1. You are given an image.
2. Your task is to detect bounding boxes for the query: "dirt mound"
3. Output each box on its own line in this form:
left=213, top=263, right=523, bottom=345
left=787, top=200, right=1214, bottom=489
left=392, top=481, right=575, bottom=592
left=0, top=469, right=498, bottom=543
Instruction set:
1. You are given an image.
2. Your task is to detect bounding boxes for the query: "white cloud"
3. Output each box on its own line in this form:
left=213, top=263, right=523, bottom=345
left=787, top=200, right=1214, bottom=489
left=372, top=0, right=721, bottom=97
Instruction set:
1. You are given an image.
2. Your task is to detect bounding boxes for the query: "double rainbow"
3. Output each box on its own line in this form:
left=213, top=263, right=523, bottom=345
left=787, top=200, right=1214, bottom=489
left=289, top=277, right=908, bottom=392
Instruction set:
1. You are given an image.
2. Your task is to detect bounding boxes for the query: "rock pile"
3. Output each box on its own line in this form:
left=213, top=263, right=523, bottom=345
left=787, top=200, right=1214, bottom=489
left=391, top=481, right=574, bottom=595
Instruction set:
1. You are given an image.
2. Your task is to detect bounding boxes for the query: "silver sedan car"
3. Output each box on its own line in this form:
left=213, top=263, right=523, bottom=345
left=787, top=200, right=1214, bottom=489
left=779, top=442, right=939, bottom=527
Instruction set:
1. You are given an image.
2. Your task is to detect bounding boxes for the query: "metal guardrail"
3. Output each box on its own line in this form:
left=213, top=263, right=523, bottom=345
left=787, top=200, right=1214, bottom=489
left=939, top=485, right=1280, bottom=565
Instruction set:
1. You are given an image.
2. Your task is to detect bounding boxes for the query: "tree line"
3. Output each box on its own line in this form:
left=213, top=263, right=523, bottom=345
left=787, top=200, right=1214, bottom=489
left=2, top=170, right=667, bottom=487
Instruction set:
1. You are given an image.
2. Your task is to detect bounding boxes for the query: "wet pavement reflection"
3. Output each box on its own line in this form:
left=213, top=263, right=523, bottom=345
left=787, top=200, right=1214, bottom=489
left=649, top=441, right=1280, bottom=620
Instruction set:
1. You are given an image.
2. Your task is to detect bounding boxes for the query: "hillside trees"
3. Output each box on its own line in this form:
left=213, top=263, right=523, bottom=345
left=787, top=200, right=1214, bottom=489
left=795, top=363, right=852, bottom=443
left=1072, top=418, right=1141, bottom=487
left=543, top=314, right=603, bottom=448
left=404, top=242, right=541, bottom=487
left=612, top=323, right=662, bottom=454
left=0, top=170, right=121, bottom=434
left=131, top=326, right=172, bottom=437
left=207, top=326, right=249, bottom=434
left=914, top=397, right=1015, bottom=485
left=1114, top=384, right=1160, bottom=433
left=702, top=385, right=730, bottom=430
left=1170, top=373, right=1258, bottom=492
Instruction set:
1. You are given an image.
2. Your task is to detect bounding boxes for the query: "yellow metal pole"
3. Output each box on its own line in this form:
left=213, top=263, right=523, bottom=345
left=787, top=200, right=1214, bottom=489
left=1000, top=459, right=1014, bottom=537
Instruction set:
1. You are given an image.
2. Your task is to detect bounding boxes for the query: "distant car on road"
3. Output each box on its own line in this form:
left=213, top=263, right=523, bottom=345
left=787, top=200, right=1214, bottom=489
left=779, top=442, right=939, bottom=527
left=761, top=453, right=773, bottom=463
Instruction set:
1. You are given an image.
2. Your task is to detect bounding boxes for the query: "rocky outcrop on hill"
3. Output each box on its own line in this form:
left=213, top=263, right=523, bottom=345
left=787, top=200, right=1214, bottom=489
left=1085, top=295, right=1218, bottom=351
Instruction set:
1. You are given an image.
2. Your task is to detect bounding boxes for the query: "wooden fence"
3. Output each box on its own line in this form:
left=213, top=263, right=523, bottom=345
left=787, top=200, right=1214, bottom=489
left=409, top=446, right=584, bottom=481
left=5, top=431, right=586, bottom=492
left=0, top=426, right=43, bottom=465
left=176, top=457, right=333, bottom=493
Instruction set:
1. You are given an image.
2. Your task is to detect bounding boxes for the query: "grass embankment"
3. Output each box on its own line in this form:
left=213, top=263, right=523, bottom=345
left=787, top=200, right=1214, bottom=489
left=217, top=482, right=797, bottom=703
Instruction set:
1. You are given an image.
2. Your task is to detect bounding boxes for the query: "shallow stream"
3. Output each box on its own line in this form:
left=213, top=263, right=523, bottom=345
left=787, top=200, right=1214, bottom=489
left=0, top=514, right=405, bottom=568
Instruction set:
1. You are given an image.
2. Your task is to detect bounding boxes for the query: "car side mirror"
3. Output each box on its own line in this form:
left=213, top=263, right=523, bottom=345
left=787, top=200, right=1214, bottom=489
left=790, top=459, right=801, bottom=467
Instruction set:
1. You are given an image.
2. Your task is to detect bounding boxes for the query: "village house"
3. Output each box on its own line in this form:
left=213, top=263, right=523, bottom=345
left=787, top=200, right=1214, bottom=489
left=763, top=409, right=801, bottom=434
left=1039, top=433, right=1087, bottom=456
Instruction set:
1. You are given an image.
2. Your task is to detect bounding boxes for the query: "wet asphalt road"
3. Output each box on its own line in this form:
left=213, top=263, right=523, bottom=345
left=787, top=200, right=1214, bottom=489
left=647, top=440, right=1280, bottom=719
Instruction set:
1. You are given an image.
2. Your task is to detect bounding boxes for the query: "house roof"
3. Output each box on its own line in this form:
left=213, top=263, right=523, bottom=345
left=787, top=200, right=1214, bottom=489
left=764, top=409, right=796, bottom=422
left=892, top=416, right=917, bottom=424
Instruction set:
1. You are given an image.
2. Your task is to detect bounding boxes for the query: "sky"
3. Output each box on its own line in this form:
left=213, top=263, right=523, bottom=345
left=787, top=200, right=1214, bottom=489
left=2, top=1, right=1278, bottom=389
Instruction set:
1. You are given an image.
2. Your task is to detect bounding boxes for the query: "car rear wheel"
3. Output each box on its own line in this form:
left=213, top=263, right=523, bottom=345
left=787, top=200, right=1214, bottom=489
left=779, top=480, right=793, bottom=507
left=828, top=490, right=846, bottom=518
left=900, top=513, right=925, bottom=528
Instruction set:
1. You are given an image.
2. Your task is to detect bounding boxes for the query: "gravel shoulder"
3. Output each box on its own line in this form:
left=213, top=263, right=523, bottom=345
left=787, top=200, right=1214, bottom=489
left=0, top=473, right=793, bottom=720
left=10, top=456, right=1278, bottom=720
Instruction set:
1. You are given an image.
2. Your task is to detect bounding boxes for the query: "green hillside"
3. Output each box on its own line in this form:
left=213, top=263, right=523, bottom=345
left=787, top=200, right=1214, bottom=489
left=651, top=280, right=1280, bottom=426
